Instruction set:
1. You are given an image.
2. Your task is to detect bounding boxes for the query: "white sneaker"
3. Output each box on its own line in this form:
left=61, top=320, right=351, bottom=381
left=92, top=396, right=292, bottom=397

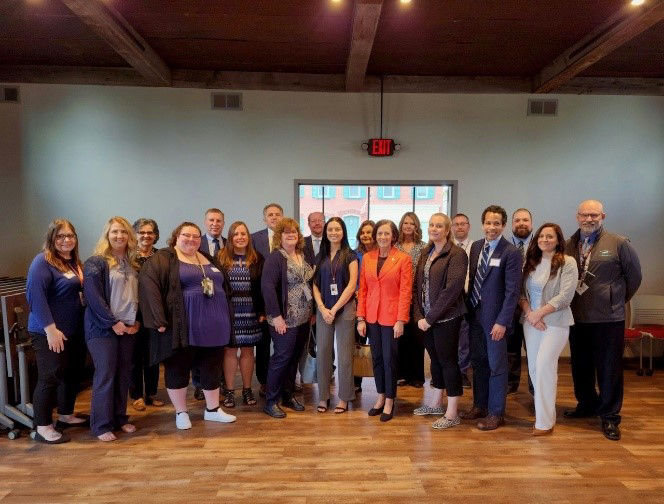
left=175, top=411, right=192, bottom=430
left=204, top=407, right=236, bottom=423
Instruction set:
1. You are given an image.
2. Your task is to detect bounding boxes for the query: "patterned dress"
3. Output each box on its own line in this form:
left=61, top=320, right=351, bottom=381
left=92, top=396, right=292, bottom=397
left=228, top=255, right=262, bottom=346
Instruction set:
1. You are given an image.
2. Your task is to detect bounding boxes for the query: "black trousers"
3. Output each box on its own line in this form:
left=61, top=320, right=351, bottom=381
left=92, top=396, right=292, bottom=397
left=255, top=321, right=272, bottom=386
left=130, top=328, right=159, bottom=400
left=31, top=332, right=85, bottom=427
left=569, top=321, right=624, bottom=423
left=397, top=318, right=425, bottom=384
left=164, top=346, right=224, bottom=390
left=507, top=319, right=534, bottom=393
left=422, top=317, right=463, bottom=397
left=368, top=323, right=399, bottom=399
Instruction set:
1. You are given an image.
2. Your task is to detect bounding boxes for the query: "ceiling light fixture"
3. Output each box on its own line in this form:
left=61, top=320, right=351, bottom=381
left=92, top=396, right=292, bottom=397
left=630, top=0, right=645, bottom=6
left=400, top=0, right=413, bottom=4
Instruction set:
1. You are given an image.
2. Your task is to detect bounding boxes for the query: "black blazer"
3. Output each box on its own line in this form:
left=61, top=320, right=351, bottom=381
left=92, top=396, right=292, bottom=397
left=303, top=235, right=320, bottom=267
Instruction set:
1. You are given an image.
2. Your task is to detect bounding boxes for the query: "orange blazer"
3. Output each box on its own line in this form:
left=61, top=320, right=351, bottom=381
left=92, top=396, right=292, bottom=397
left=357, top=246, right=412, bottom=326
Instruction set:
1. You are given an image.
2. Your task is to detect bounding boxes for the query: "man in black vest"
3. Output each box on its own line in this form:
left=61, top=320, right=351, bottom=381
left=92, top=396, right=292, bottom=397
left=564, top=199, right=642, bottom=441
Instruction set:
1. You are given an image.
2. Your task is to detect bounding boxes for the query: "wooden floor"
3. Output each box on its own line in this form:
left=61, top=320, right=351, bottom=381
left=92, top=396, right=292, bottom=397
left=1, top=360, right=663, bottom=504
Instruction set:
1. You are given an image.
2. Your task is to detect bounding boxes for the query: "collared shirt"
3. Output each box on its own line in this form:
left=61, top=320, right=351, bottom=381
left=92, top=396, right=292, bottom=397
left=511, top=234, right=532, bottom=250
left=204, top=233, right=222, bottom=256
left=454, top=238, right=473, bottom=256
left=484, top=236, right=501, bottom=257
left=311, top=235, right=322, bottom=256
left=268, top=228, right=275, bottom=252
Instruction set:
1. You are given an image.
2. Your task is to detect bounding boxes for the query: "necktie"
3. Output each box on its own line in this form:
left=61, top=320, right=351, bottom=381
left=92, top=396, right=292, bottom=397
left=269, top=235, right=274, bottom=252
left=580, top=237, right=591, bottom=267
left=212, top=238, right=220, bottom=256
left=517, top=240, right=525, bottom=259
left=470, top=243, right=491, bottom=308
left=313, top=238, right=321, bottom=256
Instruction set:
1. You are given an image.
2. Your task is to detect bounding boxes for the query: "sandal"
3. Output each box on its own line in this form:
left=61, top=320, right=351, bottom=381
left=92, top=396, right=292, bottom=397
left=317, top=399, right=330, bottom=413
left=334, top=406, right=348, bottom=414
left=222, top=388, right=236, bottom=408
left=242, top=388, right=257, bottom=406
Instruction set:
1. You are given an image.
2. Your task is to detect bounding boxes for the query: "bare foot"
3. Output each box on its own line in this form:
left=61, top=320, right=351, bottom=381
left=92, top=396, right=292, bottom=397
left=120, top=423, right=136, bottom=433
left=98, top=432, right=117, bottom=442
left=58, top=414, right=86, bottom=424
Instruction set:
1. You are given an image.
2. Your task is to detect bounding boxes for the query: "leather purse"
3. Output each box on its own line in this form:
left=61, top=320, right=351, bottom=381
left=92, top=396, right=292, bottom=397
left=352, top=344, right=373, bottom=377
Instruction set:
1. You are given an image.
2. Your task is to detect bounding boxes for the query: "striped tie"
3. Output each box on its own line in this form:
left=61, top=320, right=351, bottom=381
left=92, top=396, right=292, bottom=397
left=470, top=242, right=491, bottom=308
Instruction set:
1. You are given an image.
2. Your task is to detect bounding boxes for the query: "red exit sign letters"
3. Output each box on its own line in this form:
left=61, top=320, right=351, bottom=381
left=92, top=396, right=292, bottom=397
left=367, top=138, right=395, bottom=157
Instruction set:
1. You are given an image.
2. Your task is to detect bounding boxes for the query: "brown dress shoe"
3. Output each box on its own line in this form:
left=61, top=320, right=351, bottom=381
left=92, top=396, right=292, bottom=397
left=532, top=427, right=554, bottom=436
left=477, top=415, right=505, bottom=431
left=460, top=406, right=488, bottom=420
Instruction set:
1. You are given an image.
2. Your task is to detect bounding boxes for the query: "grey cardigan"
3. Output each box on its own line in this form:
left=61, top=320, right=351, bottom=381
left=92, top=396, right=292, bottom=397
left=520, top=255, right=578, bottom=328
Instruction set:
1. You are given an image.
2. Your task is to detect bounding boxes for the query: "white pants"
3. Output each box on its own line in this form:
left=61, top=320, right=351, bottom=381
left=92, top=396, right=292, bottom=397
left=523, top=324, right=570, bottom=430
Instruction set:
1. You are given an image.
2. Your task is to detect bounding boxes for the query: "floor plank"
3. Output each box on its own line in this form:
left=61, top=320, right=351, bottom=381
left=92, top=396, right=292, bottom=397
left=0, top=360, right=662, bottom=503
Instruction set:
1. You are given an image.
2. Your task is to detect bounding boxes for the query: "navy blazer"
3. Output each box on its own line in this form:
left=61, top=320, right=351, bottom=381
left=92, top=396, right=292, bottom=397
left=83, top=255, right=120, bottom=340
left=252, top=228, right=270, bottom=262
left=466, top=236, right=522, bottom=334
left=261, top=250, right=289, bottom=319
left=198, top=235, right=227, bottom=256
left=303, top=235, right=320, bottom=267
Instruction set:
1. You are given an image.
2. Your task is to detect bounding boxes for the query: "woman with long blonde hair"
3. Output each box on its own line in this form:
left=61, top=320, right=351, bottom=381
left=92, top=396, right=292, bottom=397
left=83, top=216, right=141, bottom=441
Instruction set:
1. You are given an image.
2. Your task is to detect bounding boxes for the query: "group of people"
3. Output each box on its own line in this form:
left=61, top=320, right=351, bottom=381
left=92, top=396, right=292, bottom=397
left=24, top=198, right=641, bottom=444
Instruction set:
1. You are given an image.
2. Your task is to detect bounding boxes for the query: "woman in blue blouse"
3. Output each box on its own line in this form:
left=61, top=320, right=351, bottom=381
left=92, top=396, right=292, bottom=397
left=313, top=218, right=358, bottom=413
left=84, top=216, right=141, bottom=441
left=138, top=222, right=236, bottom=430
left=26, top=219, right=88, bottom=444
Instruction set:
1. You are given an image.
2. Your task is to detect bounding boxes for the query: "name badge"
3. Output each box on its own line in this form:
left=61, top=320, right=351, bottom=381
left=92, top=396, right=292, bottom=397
left=210, top=267, right=220, bottom=273
left=489, top=258, right=501, bottom=267
left=63, top=271, right=76, bottom=279
left=330, top=283, right=338, bottom=296
left=576, top=281, right=589, bottom=296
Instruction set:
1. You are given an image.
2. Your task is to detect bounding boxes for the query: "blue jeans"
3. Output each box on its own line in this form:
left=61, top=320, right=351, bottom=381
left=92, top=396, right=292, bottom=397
left=469, top=308, right=508, bottom=416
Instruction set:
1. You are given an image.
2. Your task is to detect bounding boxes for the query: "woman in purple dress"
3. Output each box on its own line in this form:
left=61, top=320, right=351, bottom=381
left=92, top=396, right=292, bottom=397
left=139, top=222, right=236, bottom=430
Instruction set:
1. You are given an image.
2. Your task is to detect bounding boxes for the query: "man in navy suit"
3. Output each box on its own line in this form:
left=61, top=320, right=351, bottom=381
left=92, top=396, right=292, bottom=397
left=461, top=205, right=522, bottom=430
left=251, top=203, right=283, bottom=396
left=199, top=208, right=227, bottom=256
left=252, top=203, right=283, bottom=260
left=303, top=211, right=324, bottom=266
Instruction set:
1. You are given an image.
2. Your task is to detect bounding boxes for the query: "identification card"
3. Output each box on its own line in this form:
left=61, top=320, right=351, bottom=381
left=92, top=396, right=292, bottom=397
left=576, top=281, right=589, bottom=296
left=489, top=258, right=501, bottom=267
left=201, top=277, right=215, bottom=298
left=330, top=283, right=338, bottom=296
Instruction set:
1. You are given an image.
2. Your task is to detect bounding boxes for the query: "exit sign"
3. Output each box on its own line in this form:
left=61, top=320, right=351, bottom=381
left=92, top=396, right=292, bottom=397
left=367, top=138, right=395, bottom=157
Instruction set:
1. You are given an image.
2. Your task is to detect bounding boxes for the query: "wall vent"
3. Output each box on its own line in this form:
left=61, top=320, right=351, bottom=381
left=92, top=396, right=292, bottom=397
left=527, top=98, right=557, bottom=116
left=1, top=86, right=20, bottom=103
left=211, top=92, right=243, bottom=111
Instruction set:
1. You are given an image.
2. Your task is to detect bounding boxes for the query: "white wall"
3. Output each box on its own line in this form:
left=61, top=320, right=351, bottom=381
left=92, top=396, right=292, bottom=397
left=1, top=85, right=663, bottom=293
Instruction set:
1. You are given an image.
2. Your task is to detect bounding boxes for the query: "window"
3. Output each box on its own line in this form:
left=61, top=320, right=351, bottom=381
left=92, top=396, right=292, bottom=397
left=295, top=181, right=456, bottom=243
left=377, top=186, right=400, bottom=199
left=343, top=186, right=367, bottom=199
left=343, top=215, right=361, bottom=249
left=312, top=185, right=336, bottom=199
left=415, top=186, right=434, bottom=199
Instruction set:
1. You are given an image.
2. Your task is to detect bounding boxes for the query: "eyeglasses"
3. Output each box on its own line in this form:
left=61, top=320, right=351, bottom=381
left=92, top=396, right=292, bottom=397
left=180, top=233, right=201, bottom=240
left=138, top=231, right=155, bottom=236
left=577, top=213, right=602, bottom=220
left=55, top=233, right=76, bottom=241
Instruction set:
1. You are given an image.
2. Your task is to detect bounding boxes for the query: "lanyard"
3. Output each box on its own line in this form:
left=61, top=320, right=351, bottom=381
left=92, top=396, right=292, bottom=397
left=329, top=252, right=341, bottom=284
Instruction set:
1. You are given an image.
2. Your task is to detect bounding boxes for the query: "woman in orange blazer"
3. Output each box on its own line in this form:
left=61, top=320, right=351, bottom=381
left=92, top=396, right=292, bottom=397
left=357, top=219, right=412, bottom=422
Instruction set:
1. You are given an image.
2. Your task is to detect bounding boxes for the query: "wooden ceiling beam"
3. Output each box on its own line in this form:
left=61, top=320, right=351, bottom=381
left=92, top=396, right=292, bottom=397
left=1, top=66, right=662, bottom=95
left=534, top=0, right=664, bottom=93
left=345, top=0, right=383, bottom=92
left=60, top=0, right=171, bottom=86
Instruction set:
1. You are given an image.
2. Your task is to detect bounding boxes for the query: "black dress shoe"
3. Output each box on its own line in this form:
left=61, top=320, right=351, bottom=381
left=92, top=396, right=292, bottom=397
left=281, top=397, right=305, bottom=412
left=55, top=415, right=90, bottom=430
left=602, top=420, right=621, bottom=441
left=263, top=403, right=286, bottom=418
left=563, top=407, right=596, bottom=419
left=193, top=387, right=205, bottom=401
left=33, top=431, right=71, bottom=444
left=368, top=406, right=384, bottom=416
left=380, top=409, right=394, bottom=422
